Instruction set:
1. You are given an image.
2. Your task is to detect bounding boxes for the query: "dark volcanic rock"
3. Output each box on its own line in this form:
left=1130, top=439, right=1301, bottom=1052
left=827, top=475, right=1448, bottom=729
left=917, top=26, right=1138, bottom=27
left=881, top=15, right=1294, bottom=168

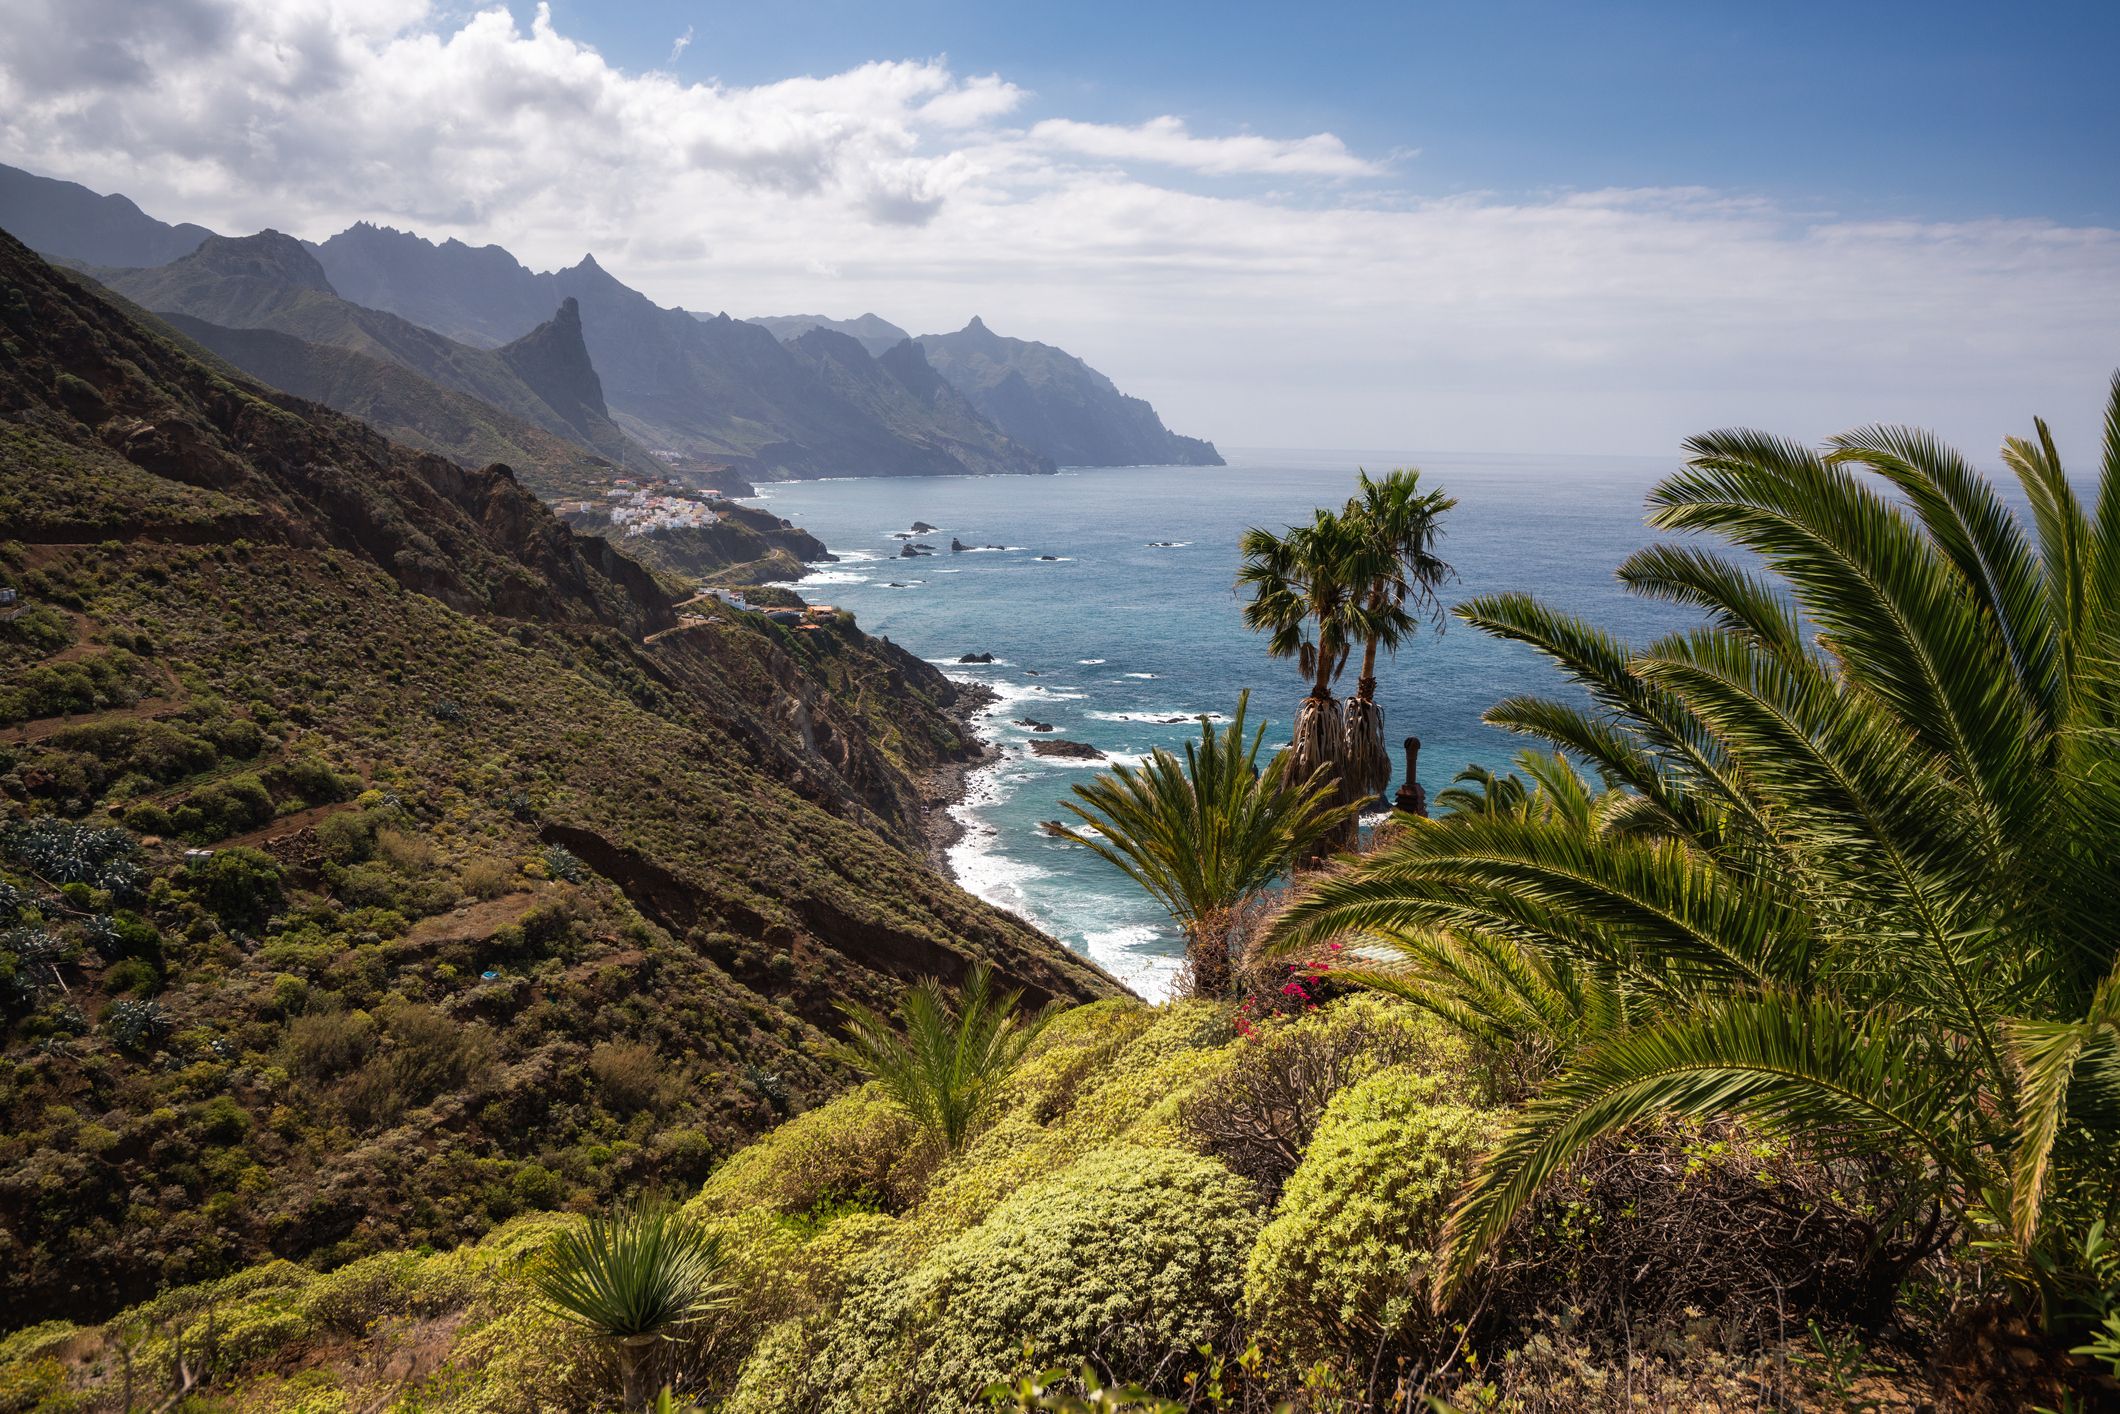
left=1030, top=739, right=1105, bottom=760
left=910, top=521, right=938, bottom=533
left=959, top=652, right=995, bottom=663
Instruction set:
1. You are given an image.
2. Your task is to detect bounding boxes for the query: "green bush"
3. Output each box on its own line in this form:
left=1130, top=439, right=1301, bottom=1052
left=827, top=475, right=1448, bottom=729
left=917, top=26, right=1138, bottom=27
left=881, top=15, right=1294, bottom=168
left=1243, top=1067, right=1498, bottom=1355
left=799, top=1145, right=1260, bottom=1412
left=693, top=1083, right=924, bottom=1217
left=181, top=845, right=283, bottom=931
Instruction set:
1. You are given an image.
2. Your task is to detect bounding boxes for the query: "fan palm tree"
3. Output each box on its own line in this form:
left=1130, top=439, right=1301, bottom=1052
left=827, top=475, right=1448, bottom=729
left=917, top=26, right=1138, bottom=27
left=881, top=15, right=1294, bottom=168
left=1267, top=376, right=2120, bottom=1324
left=1238, top=507, right=1398, bottom=848
left=533, top=1200, right=734, bottom=1409
left=1057, top=692, right=1356, bottom=995
left=822, top=961, right=1055, bottom=1151
left=1341, top=469, right=1457, bottom=800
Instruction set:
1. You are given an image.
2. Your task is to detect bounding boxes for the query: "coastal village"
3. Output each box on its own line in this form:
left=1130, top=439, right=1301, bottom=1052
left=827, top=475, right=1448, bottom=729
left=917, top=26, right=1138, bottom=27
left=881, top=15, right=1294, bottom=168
left=554, top=474, right=733, bottom=537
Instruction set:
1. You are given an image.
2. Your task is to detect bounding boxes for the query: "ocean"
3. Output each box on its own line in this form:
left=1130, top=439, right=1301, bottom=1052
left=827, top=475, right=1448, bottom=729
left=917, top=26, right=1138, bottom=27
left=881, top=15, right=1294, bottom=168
left=751, top=448, right=1701, bottom=998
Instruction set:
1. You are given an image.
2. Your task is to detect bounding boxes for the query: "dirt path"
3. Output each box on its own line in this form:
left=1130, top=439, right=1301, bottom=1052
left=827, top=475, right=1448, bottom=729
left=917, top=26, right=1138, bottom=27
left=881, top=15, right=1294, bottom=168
left=218, top=800, right=361, bottom=850
left=13, top=694, right=187, bottom=743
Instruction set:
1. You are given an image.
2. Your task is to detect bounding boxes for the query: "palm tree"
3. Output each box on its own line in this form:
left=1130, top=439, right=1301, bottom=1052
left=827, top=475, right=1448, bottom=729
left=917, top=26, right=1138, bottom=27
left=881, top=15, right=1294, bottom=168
left=1238, top=507, right=1397, bottom=847
left=1057, top=692, right=1356, bottom=995
left=1267, top=377, right=2120, bottom=1326
left=823, top=961, right=1054, bottom=1151
left=533, top=1200, right=734, bottom=1409
left=1341, top=469, right=1457, bottom=801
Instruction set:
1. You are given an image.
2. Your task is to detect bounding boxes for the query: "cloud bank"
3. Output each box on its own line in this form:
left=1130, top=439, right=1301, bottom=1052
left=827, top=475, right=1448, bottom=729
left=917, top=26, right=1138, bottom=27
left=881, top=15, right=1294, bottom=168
left=3, top=0, right=2114, bottom=458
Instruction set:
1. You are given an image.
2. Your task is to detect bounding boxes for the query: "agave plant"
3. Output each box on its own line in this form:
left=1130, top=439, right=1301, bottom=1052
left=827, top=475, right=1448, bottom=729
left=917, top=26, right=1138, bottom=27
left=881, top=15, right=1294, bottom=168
left=532, top=1200, right=733, bottom=1409
left=1269, top=377, right=2120, bottom=1325
left=1057, top=692, right=1356, bottom=995
left=823, top=961, right=1054, bottom=1151
left=1340, top=468, right=1457, bottom=800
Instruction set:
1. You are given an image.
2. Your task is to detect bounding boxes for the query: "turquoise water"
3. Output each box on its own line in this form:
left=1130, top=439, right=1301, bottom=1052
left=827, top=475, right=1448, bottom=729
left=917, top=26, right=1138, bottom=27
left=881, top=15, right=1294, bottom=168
left=751, top=449, right=1698, bottom=997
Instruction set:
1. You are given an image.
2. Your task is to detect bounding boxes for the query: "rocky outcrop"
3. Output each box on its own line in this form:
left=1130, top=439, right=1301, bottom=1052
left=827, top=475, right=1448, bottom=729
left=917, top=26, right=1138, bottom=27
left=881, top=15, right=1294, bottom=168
left=1031, top=739, right=1106, bottom=760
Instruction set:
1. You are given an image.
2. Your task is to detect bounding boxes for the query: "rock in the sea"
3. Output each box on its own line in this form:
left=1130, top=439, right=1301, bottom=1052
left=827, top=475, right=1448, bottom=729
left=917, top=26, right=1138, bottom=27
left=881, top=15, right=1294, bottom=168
left=1031, top=739, right=1105, bottom=760
left=1012, top=718, right=1056, bottom=732
left=1037, top=554, right=1059, bottom=561
left=1038, top=820, right=1073, bottom=837
left=1024, top=669, right=1041, bottom=677
left=951, top=537, right=968, bottom=552
left=910, top=521, right=938, bottom=533
left=898, top=544, right=932, bottom=558
left=959, top=651, right=996, bottom=663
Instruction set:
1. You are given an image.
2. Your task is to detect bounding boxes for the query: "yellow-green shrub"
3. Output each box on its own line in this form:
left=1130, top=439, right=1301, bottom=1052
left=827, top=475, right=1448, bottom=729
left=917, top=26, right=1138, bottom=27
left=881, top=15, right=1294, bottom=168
left=795, top=1144, right=1261, bottom=1413
left=1243, top=1067, right=1498, bottom=1355
left=690, top=1082, right=925, bottom=1217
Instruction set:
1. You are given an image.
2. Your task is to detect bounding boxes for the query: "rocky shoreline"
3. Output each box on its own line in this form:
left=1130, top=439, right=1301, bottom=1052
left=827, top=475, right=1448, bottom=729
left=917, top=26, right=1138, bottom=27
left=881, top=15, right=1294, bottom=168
left=914, top=677, right=1002, bottom=875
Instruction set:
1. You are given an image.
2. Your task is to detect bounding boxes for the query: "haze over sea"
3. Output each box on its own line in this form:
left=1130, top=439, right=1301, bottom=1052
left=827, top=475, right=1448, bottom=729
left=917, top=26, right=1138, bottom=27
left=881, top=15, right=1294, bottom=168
left=756, top=450, right=1699, bottom=998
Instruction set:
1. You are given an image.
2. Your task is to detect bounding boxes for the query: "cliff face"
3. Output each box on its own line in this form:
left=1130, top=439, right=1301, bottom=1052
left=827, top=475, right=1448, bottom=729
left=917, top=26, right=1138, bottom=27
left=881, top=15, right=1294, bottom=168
left=497, top=297, right=612, bottom=447
left=918, top=317, right=1224, bottom=467
left=0, top=232, right=1117, bottom=1322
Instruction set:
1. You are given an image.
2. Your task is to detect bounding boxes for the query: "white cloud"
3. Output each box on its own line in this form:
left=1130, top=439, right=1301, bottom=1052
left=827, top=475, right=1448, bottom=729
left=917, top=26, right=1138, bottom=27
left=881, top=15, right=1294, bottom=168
left=667, top=25, right=693, bottom=65
left=0, top=0, right=2113, bottom=458
left=1026, top=115, right=1384, bottom=178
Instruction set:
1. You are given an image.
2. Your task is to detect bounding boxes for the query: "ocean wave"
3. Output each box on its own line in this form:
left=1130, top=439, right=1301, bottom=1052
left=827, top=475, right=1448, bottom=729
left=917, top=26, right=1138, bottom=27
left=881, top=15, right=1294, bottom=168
left=1082, top=924, right=1184, bottom=1002
left=1086, top=710, right=1229, bottom=724
left=1077, top=658, right=1106, bottom=665
left=795, top=569, right=872, bottom=586
left=1121, top=672, right=1159, bottom=680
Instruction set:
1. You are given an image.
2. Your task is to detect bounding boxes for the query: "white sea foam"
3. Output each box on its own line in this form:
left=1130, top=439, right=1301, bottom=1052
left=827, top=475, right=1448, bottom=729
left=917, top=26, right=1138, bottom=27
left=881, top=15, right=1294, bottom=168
left=1087, top=710, right=1229, bottom=724
left=795, top=569, right=872, bottom=586
left=1121, top=672, right=1159, bottom=679
left=1025, top=748, right=1147, bottom=769
left=1077, top=658, right=1106, bottom=665
left=1082, top=924, right=1183, bottom=1002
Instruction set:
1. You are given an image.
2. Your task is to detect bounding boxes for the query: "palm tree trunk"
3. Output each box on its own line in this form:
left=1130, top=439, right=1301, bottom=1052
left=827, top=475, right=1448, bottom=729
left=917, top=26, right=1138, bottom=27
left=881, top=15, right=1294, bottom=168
left=1185, top=909, right=1234, bottom=997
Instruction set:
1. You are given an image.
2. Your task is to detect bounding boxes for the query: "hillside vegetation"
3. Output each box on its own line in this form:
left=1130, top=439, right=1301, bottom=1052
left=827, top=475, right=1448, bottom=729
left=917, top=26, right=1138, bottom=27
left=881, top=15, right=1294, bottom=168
left=0, top=230, right=1113, bottom=1326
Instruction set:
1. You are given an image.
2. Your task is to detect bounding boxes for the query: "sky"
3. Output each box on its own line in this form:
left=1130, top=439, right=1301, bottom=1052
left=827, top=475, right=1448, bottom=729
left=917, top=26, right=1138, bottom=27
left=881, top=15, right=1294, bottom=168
left=2, top=0, right=2116, bottom=459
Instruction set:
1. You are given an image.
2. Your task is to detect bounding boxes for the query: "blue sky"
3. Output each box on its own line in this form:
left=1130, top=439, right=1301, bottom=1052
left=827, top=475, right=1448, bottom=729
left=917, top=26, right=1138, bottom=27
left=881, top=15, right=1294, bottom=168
left=3, top=0, right=2115, bottom=455
left=548, top=0, right=2120, bottom=224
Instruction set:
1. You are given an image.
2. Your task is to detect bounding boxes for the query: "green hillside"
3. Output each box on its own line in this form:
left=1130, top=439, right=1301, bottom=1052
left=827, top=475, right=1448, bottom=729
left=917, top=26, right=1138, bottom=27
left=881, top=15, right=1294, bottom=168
left=0, top=231, right=1114, bottom=1325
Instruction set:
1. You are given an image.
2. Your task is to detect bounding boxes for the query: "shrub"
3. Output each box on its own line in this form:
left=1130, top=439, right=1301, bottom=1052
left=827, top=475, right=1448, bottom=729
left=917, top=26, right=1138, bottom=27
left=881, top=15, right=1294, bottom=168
left=375, top=827, right=437, bottom=873
left=281, top=1009, right=375, bottom=1081
left=460, top=856, right=517, bottom=899
left=1243, top=1067, right=1498, bottom=1356
left=315, top=811, right=375, bottom=863
left=543, top=844, right=587, bottom=883
left=804, top=1145, right=1261, bottom=1411
left=190, top=846, right=283, bottom=931
left=692, top=1084, right=923, bottom=1217
left=591, top=1039, right=669, bottom=1114
left=1181, top=994, right=1447, bottom=1199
